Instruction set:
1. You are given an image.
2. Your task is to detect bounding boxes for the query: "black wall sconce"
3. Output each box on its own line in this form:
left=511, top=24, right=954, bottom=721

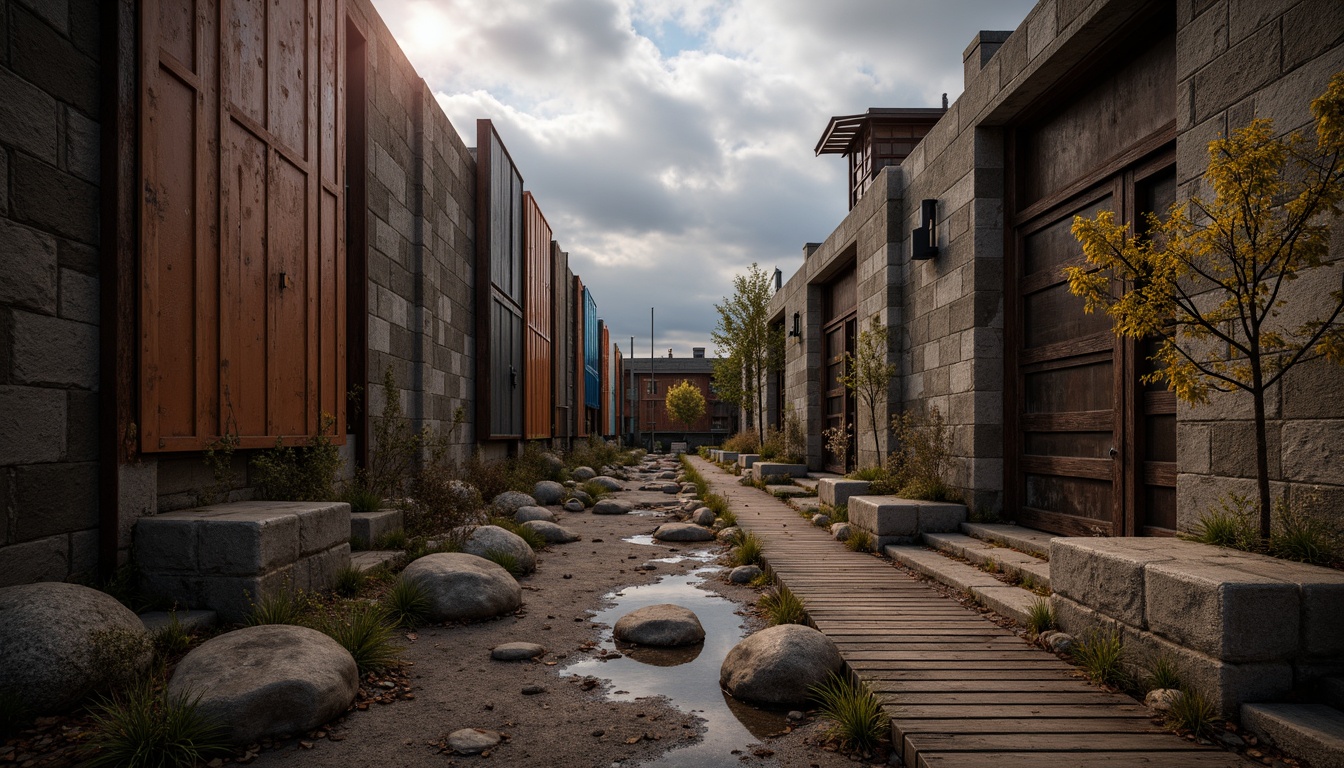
left=788, top=311, right=801, bottom=339
left=912, top=198, right=939, bottom=260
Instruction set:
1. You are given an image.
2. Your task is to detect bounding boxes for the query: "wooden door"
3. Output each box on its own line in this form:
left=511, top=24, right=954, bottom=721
left=822, top=267, right=857, bottom=473
left=140, top=0, right=344, bottom=451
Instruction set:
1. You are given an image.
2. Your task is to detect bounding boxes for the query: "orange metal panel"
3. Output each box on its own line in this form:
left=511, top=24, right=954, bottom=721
left=600, top=324, right=610, bottom=437
left=523, top=192, right=553, bottom=439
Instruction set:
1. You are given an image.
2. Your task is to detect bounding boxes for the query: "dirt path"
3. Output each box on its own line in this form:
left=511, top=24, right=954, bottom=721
left=249, top=478, right=865, bottom=768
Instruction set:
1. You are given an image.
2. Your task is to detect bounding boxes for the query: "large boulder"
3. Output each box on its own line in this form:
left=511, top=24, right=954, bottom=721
left=690, top=507, right=715, bottom=527
left=167, top=624, right=358, bottom=745
left=572, top=466, right=596, bottom=481
left=717, top=526, right=743, bottom=545
left=0, top=582, right=152, bottom=714
left=514, top=505, right=556, bottom=524
left=719, top=624, right=845, bottom=706
left=654, top=522, right=716, bottom=542
left=521, top=520, right=580, bottom=544
left=458, top=525, right=537, bottom=574
left=730, top=565, right=763, bottom=584
left=563, top=499, right=585, bottom=513
left=588, top=476, right=623, bottom=492
left=492, top=491, right=537, bottom=515
left=532, top=481, right=565, bottom=506
left=592, top=499, right=633, bottom=515
left=569, top=489, right=594, bottom=507
left=613, top=604, right=705, bottom=647
left=402, top=553, right=523, bottom=621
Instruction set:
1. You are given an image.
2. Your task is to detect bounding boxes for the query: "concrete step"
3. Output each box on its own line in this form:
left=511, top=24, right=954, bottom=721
left=793, top=477, right=820, bottom=491
left=351, top=508, right=403, bottom=547
left=767, top=485, right=811, bottom=498
left=883, top=544, right=1044, bottom=625
left=139, top=609, right=218, bottom=634
left=351, top=550, right=401, bottom=573
left=923, top=532, right=1051, bottom=591
left=1242, top=702, right=1344, bottom=768
left=960, top=522, right=1056, bottom=560
left=790, top=498, right=823, bottom=515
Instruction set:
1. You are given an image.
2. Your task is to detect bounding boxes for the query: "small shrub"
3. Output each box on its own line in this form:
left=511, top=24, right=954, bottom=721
left=384, top=577, right=432, bottom=628
left=733, top=532, right=764, bottom=567
left=1025, top=597, right=1055, bottom=637
left=245, top=583, right=309, bottom=627
left=83, top=679, right=229, bottom=768
left=1143, top=655, right=1183, bottom=692
left=483, top=548, right=523, bottom=576
left=723, top=429, right=761, bottom=454
left=152, top=614, right=197, bottom=659
left=759, top=585, right=807, bottom=626
left=195, top=426, right=240, bottom=507
left=89, top=628, right=153, bottom=693
left=1187, top=493, right=1258, bottom=551
left=748, top=571, right=773, bottom=588
left=1071, top=628, right=1129, bottom=688
left=580, top=479, right=613, bottom=501
left=828, top=503, right=848, bottom=523
left=1020, top=573, right=1048, bottom=595
left=341, top=484, right=383, bottom=514
left=1165, top=688, right=1219, bottom=737
left=884, top=408, right=962, bottom=502
left=718, top=507, right=738, bottom=527
left=845, top=529, right=874, bottom=553
left=320, top=604, right=401, bottom=673
left=565, top=437, right=626, bottom=473
left=823, top=424, right=852, bottom=476
left=705, top=493, right=729, bottom=517
left=982, top=557, right=1001, bottom=574
left=1269, top=493, right=1342, bottom=565
left=251, top=413, right=343, bottom=502
left=334, top=565, right=367, bottom=598
left=808, top=672, right=886, bottom=754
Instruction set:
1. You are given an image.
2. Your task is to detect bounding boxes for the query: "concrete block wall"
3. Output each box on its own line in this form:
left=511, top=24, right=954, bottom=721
left=1171, top=0, right=1344, bottom=531
left=0, top=0, right=103, bottom=586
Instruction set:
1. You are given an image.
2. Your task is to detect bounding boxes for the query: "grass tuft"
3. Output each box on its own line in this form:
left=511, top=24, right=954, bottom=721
left=1025, top=596, right=1055, bottom=637
left=758, top=585, right=807, bottom=626
left=333, top=565, right=367, bottom=598
left=808, top=673, right=886, bottom=754
left=489, top=517, right=547, bottom=551
left=828, top=503, right=848, bottom=523
left=482, top=548, right=524, bottom=576
left=320, top=603, right=401, bottom=673
left=341, top=485, right=384, bottom=514
left=1165, top=688, right=1219, bottom=737
left=244, top=583, right=309, bottom=627
left=845, top=529, right=874, bottom=553
left=732, top=532, right=764, bottom=567
left=374, top=529, right=409, bottom=550
left=83, top=679, right=230, bottom=768
left=748, top=571, right=773, bottom=588
left=1071, top=628, right=1129, bottom=688
left=383, top=577, right=433, bottom=628
left=1187, top=493, right=1258, bottom=550
left=579, top=480, right=612, bottom=501
left=1143, top=655, right=1183, bottom=692
left=152, top=613, right=197, bottom=659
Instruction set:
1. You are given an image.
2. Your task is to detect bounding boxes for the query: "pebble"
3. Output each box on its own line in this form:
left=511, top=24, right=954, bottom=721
left=491, top=642, right=546, bottom=661
left=787, top=711, right=804, bottom=721
left=521, top=685, right=546, bottom=695
left=448, top=728, right=502, bottom=755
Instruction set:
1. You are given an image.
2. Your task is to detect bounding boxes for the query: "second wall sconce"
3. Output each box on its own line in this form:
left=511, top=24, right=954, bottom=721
left=788, top=311, right=801, bottom=339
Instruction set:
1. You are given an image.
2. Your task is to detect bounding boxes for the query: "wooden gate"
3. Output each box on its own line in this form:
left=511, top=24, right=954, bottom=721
left=822, top=265, right=857, bottom=473
left=1005, top=17, right=1176, bottom=536
left=523, top=193, right=553, bottom=440
left=139, top=0, right=345, bottom=451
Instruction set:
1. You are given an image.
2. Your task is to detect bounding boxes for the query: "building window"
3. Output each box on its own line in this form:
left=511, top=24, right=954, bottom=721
left=646, top=380, right=657, bottom=395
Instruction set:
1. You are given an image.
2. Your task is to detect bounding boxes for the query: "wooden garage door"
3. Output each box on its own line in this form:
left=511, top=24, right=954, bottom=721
left=139, top=0, right=345, bottom=451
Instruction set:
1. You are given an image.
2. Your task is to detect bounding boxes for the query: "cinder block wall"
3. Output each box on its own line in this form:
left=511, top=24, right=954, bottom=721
left=1171, top=0, right=1344, bottom=530
left=0, top=0, right=103, bottom=586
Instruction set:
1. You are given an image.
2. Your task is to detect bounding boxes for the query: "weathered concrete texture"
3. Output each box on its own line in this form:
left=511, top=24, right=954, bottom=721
left=135, top=501, right=352, bottom=622
left=736, top=454, right=760, bottom=470
left=848, top=496, right=966, bottom=546
left=350, top=508, right=403, bottom=545
left=1242, top=703, right=1344, bottom=768
left=751, top=462, right=808, bottom=481
left=817, top=478, right=871, bottom=507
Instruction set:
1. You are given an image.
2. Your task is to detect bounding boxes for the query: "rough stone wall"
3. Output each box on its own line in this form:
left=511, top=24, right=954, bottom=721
left=0, top=0, right=103, bottom=586
left=354, top=0, right=477, bottom=467
left=1171, top=0, right=1344, bottom=529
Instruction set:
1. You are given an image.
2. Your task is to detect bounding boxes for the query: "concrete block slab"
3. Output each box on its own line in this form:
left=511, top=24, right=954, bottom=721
left=298, top=544, right=352, bottom=592
left=1242, top=703, right=1344, bottom=768
left=133, top=516, right=199, bottom=573
left=351, top=550, right=400, bottom=573
left=737, top=454, right=760, bottom=470
left=960, top=522, right=1055, bottom=559
left=818, top=478, right=871, bottom=507
left=1145, top=559, right=1299, bottom=663
left=1051, top=594, right=1121, bottom=639
left=719, top=451, right=738, bottom=463
left=851, top=496, right=919, bottom=537
left=752, top=462, right=808, bottom=481
left=197, top=511, right=300, bottom=576
left=1049, top=538, right=1187, bottom=629
left=296, top=502, right=350, bottom=556
left=1120, top=623, right=1294, bottom=715
left=351, top=508, right=403, bottom=546
left=1222, top=556, right=1344, bottom=659
left=976, top=585, right=1038, bottom=625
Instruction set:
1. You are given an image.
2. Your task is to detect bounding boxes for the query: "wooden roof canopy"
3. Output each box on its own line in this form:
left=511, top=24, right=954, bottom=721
left=814, top=107, right=947, bottom=156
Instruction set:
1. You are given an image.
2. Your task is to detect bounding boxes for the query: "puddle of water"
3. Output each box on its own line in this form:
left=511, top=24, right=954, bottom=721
left=624, top=534, right=659, bottom=546
left=621, top=536, right=719, bottom=565
left=561, top=566, right=789, bottom=767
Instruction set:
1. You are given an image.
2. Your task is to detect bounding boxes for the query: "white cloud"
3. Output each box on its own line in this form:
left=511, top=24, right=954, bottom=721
left=372, top=0, right=1036, bottom=355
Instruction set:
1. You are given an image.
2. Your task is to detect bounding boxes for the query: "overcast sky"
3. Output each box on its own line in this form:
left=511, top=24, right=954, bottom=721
left=371, top=0, right=1038, bottom=358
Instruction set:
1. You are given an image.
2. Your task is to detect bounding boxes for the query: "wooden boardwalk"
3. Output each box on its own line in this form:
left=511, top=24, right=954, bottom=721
left=690, top=458, right=1248, bottom=767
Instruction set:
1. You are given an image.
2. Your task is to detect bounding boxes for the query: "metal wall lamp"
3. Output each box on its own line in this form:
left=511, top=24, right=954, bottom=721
left=788, top=311, right=801, bottom=339
left=912, top=198, right=939, bottom=260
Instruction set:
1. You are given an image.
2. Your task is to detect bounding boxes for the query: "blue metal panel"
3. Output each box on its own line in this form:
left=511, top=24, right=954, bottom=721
left=584, top=288, right=600, bottom=409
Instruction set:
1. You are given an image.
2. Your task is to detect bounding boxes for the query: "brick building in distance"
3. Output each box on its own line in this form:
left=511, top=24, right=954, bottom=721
left=624, top=348, right=737, bottom=451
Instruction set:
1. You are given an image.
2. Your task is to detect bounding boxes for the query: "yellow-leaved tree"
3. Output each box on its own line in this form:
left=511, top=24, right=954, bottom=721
left=1068, top=72, right=1344, bottom=540
left=665, top=379, right=707, bottom=442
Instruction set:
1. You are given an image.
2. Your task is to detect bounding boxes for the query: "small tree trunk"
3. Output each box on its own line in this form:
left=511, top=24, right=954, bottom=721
left=869, top=394, right=882, bottom=468
left=1252, top=384, right=1273, bottom=541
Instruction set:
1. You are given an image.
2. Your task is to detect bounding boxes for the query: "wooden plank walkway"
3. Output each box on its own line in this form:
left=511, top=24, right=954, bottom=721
left=690, top=458, right=1248, bottom=768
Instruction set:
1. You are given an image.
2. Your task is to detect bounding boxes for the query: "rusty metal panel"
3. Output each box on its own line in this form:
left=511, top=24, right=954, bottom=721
left=599, top=322, right=610, bottom=436
left=475, top=120, right=525, bottom=439
left=523, top=193, right=553, bottom=439
left=551, top=245, right=571, bottom=439
left=140, top=0, right=344, bottom=452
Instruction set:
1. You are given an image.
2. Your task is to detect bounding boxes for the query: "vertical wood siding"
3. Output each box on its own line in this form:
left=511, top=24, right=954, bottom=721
left=523, top=193, right=553, bottom=439
left=599, top=322, right=610, bottom=437
left=574, top=276, right=587, bottom=438
left=139, top=0, right=345, bottom=451
left=475, top=120, right=525, bottom=439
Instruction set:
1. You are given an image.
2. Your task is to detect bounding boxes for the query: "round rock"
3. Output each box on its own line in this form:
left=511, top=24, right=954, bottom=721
left=167, top=624, right=358, bottom=745
left=613, top=604, right=705, bottom=647
left=729, top=565, right=763, bottom=584
left=514, top=505, right=556, bottom=523
left=491, top=642, right=546, bottom=661
left=830, top=522, right=851, bottom=541
left=588, top=476, right=623, bottom=492
left=569, top=489, right=594, bottom=507
left=458, top=525, right=537, bottom=574
left=532, top=480, right=565, bottom=505
left=492, top=491, right=537, bottom=515
left=1145, top=688, right=1182, bottom=712
left=592, top=499, right=633, bottom=515
left=521, top=519, right=580, bottom=544
left=654, top=522, right=717, bottom=542
left=717, top=526, right=743, bottom=545
left=690, top=507, right=715, bottom=527
left=572, top=466, right=596, bottom=481
left=402, top=552, right=523, bottom=622
left=811, top=513, right=831, bottom=527
left=0, top=582, right=152, bottom=714
left=540, top=453, right=565, bottom=475
left=563, top=499, right=585, bottom=512
left=449, top=728, right=502, bottom=755
left=661, top=483, right=681, bottom=494
left=658, top=471, right=676, bottom=480
left=720, top=624, right=845, bottom=706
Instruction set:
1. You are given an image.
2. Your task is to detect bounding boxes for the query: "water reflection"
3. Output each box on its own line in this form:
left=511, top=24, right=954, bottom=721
left=561, top=566, right=789, bottom=767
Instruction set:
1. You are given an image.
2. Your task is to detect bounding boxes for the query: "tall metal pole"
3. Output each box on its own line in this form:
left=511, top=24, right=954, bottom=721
left=650, top=308, right=656, bottom=453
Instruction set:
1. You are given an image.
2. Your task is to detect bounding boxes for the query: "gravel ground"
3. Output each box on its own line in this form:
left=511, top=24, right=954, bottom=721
left=247, top=478, right=872, bottom=768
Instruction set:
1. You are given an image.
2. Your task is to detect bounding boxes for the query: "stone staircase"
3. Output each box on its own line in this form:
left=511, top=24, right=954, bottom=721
left=1242, top=676, right=1344, bottom=768
left=883, top=522, right=1053, bottom=626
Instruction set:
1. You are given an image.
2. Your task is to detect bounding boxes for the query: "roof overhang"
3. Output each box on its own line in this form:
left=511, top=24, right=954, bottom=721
left=814, top=107, right=949, bottom=156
